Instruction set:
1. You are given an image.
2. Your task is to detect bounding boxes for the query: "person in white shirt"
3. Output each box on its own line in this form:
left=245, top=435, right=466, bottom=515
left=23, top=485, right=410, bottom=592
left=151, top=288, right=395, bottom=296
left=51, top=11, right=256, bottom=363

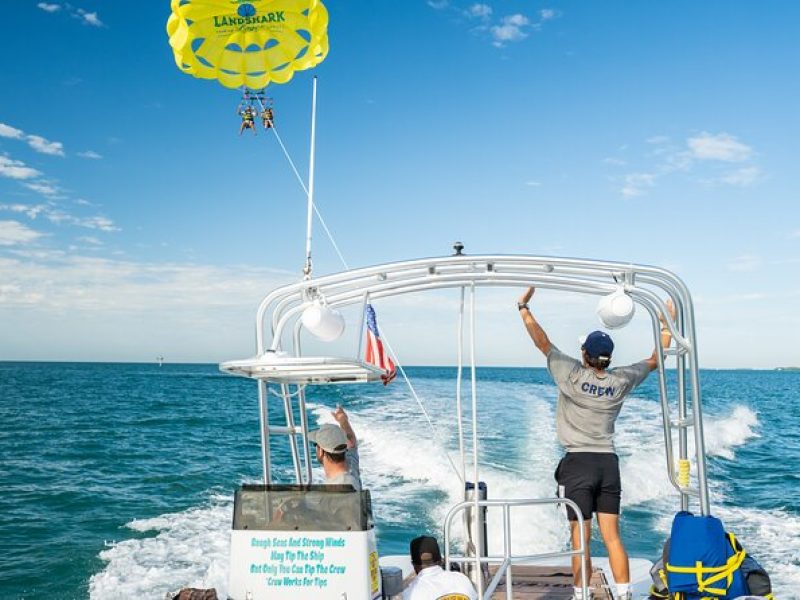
left=403, top=536, right=477, bottom=600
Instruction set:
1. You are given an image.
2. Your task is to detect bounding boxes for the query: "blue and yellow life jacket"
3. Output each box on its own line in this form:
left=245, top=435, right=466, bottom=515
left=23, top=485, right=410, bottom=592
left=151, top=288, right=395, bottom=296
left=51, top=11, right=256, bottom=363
left=665, top=511, right=750, bottom=599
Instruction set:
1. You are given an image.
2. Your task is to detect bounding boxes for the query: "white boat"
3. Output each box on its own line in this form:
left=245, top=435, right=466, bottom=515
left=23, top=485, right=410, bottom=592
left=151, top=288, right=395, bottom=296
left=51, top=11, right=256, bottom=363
left=216, top=250, right=710, bottom=600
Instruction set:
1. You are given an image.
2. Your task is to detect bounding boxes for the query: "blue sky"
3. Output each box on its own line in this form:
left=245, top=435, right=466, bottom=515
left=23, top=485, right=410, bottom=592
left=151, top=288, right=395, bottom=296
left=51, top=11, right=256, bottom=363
left=1, top=1, right=798, bottom=368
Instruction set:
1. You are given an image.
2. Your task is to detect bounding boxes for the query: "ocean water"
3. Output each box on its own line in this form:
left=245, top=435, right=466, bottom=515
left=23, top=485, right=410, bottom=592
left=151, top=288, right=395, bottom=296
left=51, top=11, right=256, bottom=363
left=1, top=362, right=799, bottom=599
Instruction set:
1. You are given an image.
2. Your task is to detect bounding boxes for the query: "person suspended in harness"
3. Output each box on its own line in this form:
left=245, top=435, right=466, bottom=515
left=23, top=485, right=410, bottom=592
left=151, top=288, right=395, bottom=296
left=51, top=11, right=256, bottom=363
left=261, top=107, right=274, bottom=130
left=517, top=286, right=675, bottom=600
left=238, top=105, right=256, bottom=136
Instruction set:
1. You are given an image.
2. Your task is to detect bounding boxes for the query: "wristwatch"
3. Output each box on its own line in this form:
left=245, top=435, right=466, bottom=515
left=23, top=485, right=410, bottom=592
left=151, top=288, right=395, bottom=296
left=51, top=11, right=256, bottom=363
left=517, top=302, right=529, bottom=311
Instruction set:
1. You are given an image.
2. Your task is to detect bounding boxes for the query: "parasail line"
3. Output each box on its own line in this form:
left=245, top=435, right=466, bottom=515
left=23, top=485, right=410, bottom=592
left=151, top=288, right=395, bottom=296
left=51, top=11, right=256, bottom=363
left=253, top=94, right=349, bottom=271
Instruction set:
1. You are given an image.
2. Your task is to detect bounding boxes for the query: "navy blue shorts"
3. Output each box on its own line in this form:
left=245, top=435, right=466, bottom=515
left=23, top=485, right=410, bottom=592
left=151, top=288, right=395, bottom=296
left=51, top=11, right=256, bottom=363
left=554, top=452, right=621, bottom=521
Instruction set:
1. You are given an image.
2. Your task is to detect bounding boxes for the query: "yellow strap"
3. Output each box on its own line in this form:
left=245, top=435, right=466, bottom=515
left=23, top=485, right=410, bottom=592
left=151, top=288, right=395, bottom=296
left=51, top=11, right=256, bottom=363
left=647, top=585, right=668, bottom=599
left=701, top=534, right=746, bottom=590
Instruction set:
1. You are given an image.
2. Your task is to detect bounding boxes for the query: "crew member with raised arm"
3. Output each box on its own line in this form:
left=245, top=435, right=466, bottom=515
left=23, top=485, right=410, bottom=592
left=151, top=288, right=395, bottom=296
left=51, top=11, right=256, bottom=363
left=517, top=286, right=674, bottom=600
left=307, top=405, right=362, bottom=490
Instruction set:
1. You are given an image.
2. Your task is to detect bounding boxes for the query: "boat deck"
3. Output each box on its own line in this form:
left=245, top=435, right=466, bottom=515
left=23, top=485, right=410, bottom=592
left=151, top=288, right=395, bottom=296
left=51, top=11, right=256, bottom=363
left=487, top=565, right=612, bottom=599
left=402, top=566, right=613, bottom=599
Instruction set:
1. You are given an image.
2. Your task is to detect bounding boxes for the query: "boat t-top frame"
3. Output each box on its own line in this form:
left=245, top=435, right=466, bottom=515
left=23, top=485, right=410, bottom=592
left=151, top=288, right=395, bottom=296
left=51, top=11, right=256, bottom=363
left=221, top=252, right=711, bottom=595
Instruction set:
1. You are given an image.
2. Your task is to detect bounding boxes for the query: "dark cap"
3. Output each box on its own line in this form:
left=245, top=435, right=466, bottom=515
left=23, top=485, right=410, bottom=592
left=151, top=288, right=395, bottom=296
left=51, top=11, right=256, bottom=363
left=410, top=536, right=442, bottom=566
left=583, top=330, right=614, bottom=359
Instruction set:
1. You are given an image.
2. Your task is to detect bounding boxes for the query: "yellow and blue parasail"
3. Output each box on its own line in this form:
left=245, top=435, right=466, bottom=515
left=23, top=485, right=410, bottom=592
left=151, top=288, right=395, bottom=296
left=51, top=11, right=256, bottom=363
left=166, top=0, right=329, bottom=90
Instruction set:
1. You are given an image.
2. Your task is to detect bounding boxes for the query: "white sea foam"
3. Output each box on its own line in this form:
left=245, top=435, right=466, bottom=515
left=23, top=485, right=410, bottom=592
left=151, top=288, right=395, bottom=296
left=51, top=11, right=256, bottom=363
left=616, top=399, right=761, bottom=505
left=702, top=404, right=760, bottom=459
left=309, top=388, right=569, bottom=557
left=89, top=497, right=232, bottom=599
left=92, top=380, right=796, bottom=598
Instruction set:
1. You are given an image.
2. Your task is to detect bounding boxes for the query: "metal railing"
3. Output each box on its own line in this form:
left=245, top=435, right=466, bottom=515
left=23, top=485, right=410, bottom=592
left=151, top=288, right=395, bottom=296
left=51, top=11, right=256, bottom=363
left=223, top=253, right=711, bottom=518
left=443, top=497, right=590, bottom=600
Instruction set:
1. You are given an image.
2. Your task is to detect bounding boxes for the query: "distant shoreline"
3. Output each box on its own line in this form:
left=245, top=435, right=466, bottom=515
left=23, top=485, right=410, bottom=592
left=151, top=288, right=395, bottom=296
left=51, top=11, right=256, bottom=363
left=1, top=360, right=798, bottom=372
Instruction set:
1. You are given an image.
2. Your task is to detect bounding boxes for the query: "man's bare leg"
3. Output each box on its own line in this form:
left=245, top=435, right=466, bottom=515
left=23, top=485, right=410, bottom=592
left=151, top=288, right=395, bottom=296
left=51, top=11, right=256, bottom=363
left=570, top=518, right=593, bottom=587
left=597, top=512, right=629, bottom=584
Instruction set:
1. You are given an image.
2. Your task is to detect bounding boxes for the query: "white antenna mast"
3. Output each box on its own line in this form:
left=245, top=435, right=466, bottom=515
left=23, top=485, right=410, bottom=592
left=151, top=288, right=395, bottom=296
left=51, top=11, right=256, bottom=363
left=303, top=76, right=318, bottom=280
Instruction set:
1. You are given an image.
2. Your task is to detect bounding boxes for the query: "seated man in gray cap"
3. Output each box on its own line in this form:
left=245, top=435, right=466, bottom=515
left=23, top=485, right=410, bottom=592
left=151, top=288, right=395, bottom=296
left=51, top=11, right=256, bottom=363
left=307, top=406, right=362, bottom=490
left=403, top=536, right=477, bottom=600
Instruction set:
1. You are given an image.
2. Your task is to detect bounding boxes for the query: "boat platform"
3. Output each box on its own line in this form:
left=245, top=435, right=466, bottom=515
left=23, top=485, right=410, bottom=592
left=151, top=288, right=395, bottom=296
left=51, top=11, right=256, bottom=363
left=487, top=565, right=612, bottom=599
left=401, top=565, right=613, bottom=599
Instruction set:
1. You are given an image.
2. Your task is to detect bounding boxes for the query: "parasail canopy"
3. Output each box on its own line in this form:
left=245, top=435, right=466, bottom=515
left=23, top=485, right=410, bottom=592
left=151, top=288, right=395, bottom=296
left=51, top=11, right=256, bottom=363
left=167, top=0, right=329, bottom=89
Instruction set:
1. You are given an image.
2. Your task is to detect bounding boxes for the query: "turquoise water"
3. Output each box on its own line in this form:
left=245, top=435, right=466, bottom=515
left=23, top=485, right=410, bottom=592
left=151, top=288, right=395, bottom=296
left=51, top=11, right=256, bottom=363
left=1, top=362, right=799, bottom=598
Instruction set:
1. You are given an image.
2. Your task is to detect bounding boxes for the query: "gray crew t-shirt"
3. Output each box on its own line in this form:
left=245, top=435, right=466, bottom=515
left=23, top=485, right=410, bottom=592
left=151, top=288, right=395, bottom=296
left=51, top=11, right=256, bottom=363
left=547, top=345, right=650, bottom=453
left=326, top=447, right=362, bottom=490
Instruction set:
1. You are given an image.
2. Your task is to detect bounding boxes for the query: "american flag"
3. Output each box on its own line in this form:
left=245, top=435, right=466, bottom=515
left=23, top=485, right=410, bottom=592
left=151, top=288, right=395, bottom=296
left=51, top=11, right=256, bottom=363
left=365, top=304, right=396, bottom=385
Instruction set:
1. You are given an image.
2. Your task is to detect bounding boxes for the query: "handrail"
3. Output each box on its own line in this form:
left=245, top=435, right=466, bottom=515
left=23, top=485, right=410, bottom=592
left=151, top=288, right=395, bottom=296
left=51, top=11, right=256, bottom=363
left=443, top=497, right=589, bottom=600
left=228, top=252, right=711, bottom=517
left=256, top=254, right=692, bottom=350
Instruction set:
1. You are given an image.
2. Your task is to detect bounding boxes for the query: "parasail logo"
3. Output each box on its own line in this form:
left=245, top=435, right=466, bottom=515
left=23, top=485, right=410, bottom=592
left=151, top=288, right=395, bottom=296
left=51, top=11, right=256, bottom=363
left=237, top=3, right=256, bottom=18
left=214, top=10, right=286, bottom=28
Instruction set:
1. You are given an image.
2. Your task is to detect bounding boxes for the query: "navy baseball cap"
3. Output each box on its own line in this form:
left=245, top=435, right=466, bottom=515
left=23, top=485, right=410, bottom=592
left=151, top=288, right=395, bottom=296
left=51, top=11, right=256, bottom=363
left=583, top=330, right=614, bottom=358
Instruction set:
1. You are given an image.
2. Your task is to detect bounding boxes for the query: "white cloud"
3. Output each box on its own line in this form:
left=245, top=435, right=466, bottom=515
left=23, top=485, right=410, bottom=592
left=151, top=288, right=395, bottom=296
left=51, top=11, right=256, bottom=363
left=610, top=131, right=760, bottom=196
left=466, top=3, right=492, bottom=19
left=0, top=203, right=48, bottom=219
left=525, top=180, right=541, bottom=187
left=504, top=14, right=529, bottom=27
left=718, top=166, right=761, bottom=187
left=0, top=220, right=43, bottom=246
left=76, top=216, right=119, bottom=232
left=77, top=9, right=103, bottom=27
left=38, top=3, right=104, bottom=27
left=42, top=209, right=118, bottom=231
left=0, top=254, right=300, bottom=362
left=78, top=150, right=103, bottom=159
left=0, top=202, right=118, bottom=232
left=603, top=157, right=627, bottom=166
left=0, top=254, right=290, bottom=315
left=0, top=123, right=24, bottom=139
left=687, top=132, right=753, bottom=162
left=791, top=229, right=800, bottom=239
left=23, top=182, right=62, bottom=197
left=491, top=14, right=530, bottom=45
left=727, top=254, right=761, bottom=273
left=540, top=9, right=557, bottom=21
left=427, top=0, right=448, bottom=9
left=26, top=134, right=65, bottom=156
left=621, top=173, right=656, bottom=198
left=76, top=236, right=102, bottom=245
left=0, top=122, right=66, bottom=156
left=0, top=156, right=41, bottom=180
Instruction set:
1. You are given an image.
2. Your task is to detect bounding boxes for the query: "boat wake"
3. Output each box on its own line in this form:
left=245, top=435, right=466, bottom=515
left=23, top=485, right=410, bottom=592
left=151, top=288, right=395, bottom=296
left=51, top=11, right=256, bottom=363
left=89, top=388, right=800, bottom=599
left=89, top=496, right=232, bottom=599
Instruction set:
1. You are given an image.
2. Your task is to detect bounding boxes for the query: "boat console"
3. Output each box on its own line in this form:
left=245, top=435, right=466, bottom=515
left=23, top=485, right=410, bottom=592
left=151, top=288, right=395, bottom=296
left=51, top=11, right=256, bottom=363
left=229, top=484, right=381, bottom=599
